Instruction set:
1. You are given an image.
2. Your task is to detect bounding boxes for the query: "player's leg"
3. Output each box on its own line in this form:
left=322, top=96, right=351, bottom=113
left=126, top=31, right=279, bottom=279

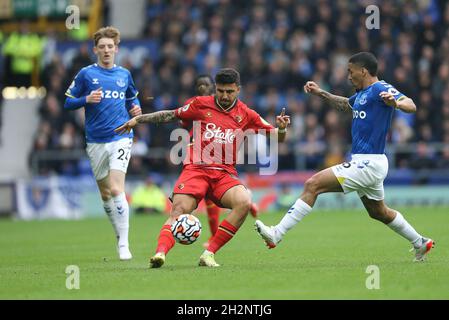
left=249, top=202, right=259, bottom=218
left=86, top=142, right=122, bottom=255
left=199, top=184, right=251, bottom=267
left=361, top=197, right=435, bottom=261
left=247, top=189, right=259, bottom=218
left=96, top=176, right=119, bottom=239
left=150, top=194, right=198, bottom=268
left=150, top=168, right=208, bottom=268
left=255, top=167, right=343, bottom=248
left=107, top=138, right=133, bottom=260
left=156, top=194, right=198, bottom=252
left=206, top=199, right=220, bottom=235
left=203, top=198, right=220, bottom=249
left=108, top=169, right=133, bottom=260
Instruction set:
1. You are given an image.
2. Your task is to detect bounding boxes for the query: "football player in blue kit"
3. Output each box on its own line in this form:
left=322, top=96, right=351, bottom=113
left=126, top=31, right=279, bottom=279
left=64, top=26, right=141, bottom=260
left=255, top=52, right=434, bottom=262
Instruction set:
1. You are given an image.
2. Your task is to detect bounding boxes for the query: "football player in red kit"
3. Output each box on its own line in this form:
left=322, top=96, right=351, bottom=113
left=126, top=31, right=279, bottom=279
left=184, top=74, right=259, bottom=249
left=116, top=68, right=290, bottom=267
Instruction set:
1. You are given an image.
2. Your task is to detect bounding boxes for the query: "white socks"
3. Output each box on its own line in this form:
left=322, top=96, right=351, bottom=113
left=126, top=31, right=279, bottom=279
left=276, top=199, right=312, bottom=236
left=103, top=193, right=130, bottom=249
left=103, top=199, right=119, bottom=239
left=387, top=211, right=422, bottom=247
left=113, top=192, right=130, bottom=248
left=274, top=200, right=423, bottom=249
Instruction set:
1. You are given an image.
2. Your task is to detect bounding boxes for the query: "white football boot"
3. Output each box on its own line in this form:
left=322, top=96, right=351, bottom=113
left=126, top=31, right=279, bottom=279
left=198, top=251, right=220, bottom=267
left=254, top=220, right=282, bottom=249
left=411, top=238, right=435, bottom=262
left=149, top=252, right=166, bottom=268
left=118, top=245, right=132, bottom=261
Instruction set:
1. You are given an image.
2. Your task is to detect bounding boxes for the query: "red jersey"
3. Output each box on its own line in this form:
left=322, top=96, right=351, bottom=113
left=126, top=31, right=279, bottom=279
left=176, top=96, right=275, bottom=175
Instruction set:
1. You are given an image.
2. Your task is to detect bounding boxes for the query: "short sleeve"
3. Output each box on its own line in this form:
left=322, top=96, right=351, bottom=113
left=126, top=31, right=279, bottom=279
left=246, top=109, right=275, bottom=133
left=348, top=93, right=357, bottom=107
left=377, top=82, right=405, bottom=101
left=126, top=71, right=139, bottom=100
left=176, top=98, right=200, bottom=121
left=65, top=69, right=86, bottom=98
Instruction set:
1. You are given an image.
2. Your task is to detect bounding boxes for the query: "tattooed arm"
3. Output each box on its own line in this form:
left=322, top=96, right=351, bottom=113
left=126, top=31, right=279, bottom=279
left=115, top=110, right=178, bottom=134
left=136, top=110, right=177, bottom=124
left=304, top=81, right=352, bottom=113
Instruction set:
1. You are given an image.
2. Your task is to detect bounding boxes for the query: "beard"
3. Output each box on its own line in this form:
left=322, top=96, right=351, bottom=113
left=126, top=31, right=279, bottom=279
left=219, top=99, right=231, bottom=107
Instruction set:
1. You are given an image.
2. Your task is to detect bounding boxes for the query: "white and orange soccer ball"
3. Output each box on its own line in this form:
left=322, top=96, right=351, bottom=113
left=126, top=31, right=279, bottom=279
left=171, top=214, right=202, bottom=245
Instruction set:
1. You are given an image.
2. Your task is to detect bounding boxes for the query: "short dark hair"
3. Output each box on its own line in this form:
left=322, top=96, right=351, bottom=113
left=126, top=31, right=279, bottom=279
left=349, top=52, right=378, bottom=76
left=215, top=68, right=240, bottom=86
left=195, top=74, right=213, bottom=86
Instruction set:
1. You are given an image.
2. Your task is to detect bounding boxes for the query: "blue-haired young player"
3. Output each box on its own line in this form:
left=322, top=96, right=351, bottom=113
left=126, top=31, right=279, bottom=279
left=255, top=52, right=435, bottom=262
left=64, top=26, right=142, bottom=260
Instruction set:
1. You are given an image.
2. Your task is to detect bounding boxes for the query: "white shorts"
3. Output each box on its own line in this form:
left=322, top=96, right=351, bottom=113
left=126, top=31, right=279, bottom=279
left=86, top=138, right=133, bottom=181
left=331, top=154, right=389, bottom=201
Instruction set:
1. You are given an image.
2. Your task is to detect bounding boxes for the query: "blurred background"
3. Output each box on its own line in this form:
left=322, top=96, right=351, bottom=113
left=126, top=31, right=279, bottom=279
left=1, top=0, right=448, bottom=220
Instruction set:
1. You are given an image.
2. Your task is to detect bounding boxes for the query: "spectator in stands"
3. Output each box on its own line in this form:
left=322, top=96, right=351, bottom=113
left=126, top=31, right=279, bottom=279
left=437, top=145, right=449, bottom=169
left=67, top=42, right=92, bottom=80
left=131, top=175, right=166, bottom=214
left=3, top=20, right=45, bottom=87
left=28, top=0, right=449, bottom=178
left=409, top=141, right=437, bottom=184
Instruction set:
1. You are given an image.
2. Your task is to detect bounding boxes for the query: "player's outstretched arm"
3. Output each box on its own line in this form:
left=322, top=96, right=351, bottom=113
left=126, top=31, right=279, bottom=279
left=304, top=81, right=351, bottom=113
left=115, top=110, right=178, bottom=134
left=136, top=110, right=178, bottom=123
left=380, top=92, right=417, bottom=113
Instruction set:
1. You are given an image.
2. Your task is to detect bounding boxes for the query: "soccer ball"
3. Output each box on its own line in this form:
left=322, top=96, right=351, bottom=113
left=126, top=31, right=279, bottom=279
left=171, top=214, right=202, bottom=245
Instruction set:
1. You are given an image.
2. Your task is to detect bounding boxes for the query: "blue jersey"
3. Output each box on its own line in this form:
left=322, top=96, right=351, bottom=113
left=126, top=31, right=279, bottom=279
left=349, top=80, right=404, bottom=154
left=65, top=63, right=140, bottom=143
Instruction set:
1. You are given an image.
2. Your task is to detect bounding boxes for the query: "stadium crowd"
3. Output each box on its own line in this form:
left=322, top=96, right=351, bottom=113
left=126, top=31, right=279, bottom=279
left=1, top=0, right=448, bottom=177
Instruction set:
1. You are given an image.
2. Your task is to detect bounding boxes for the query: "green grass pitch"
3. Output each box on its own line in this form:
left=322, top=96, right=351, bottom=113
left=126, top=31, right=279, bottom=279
left=0, top=207, right=448, bottom=299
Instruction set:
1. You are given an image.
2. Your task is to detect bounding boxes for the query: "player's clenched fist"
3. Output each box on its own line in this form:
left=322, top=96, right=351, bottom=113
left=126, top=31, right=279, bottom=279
left=115, top=117, right=138, bottom=135
left=86, top=87, right=103, bottom=104
left=303, top=81, right=321, bottom=95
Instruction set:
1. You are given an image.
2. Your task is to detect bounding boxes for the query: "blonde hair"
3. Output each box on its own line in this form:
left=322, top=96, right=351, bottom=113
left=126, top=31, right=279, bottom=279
left=93, top=26, right=120, bottom=46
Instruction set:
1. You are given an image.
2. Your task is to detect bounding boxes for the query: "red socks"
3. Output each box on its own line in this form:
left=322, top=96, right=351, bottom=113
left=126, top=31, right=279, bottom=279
left=207, top=220, right=238, bottom=254
left=156, top=218, right=239, bottom=256
left=206, top=200, right=221, bottom=236
left=155, top=224, right=175, bottom=254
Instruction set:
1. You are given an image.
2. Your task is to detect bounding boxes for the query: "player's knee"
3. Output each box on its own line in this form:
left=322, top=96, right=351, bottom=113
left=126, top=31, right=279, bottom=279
left=171, top=202, right=191, bottom=216
left=304, top=177, right=319, bottom=196
left=99, top=189, right=111, bottom=201
left=110, top=186, right=124, bottom=197
left=235, top=197, right=252, bottom=214
left=367, top=207, right=388, bottom=222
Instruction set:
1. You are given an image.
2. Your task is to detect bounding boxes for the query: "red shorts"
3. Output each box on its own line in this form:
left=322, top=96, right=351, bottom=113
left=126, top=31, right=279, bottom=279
left=171, top=166, right=243, bottom=208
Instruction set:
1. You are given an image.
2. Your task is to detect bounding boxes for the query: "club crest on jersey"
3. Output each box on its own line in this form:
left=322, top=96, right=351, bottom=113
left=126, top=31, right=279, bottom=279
left=205, top=111, right=212, bottom=118
left=235, top=115, right=242, bottom=123
left=92, top=78, right=99, bottom=84
left=116, top=78, right=126, bottom=87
